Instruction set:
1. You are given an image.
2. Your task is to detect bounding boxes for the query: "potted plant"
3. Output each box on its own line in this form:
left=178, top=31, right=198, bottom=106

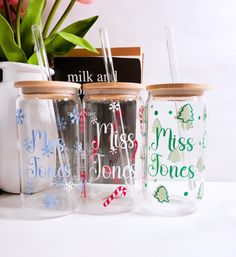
left=0, top=0, right=98, bottom=193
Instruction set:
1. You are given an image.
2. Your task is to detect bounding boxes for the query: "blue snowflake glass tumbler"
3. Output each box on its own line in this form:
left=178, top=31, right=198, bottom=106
left=144, top=83, right=209, bottom=216
left=15, top=81, right=81, bottom=219
left=81, top=82, right=145, bottom=214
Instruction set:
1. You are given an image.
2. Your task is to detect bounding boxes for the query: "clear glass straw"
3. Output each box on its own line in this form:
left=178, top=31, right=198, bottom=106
left=99, top=28, right=133, bottom=189
left=99, top=28, right=116, bottom=83
left=32, top=25, right=52, bottom=81
left=165, top=26, right=180, bottom=83
left=31, top=24, right=71, bottom=184
left=165, top=26, right=194, bottom=189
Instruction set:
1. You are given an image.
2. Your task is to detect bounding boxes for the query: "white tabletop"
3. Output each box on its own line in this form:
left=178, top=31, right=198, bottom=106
left=0, top=182, right=235, bottom=257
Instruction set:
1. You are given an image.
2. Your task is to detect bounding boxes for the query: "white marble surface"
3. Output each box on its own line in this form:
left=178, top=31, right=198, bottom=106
left=44, top=0, right=236, bottom=181
left=0, top=182, right=235, bottom=257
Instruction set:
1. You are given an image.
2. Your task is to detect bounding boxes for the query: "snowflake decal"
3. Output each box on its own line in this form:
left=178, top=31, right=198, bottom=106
left=52, top=177, right=74, bottom=191
left=68, top=107, right=80, bottom=125
left=88, top=178, right=94, bottom=183
left=110, top=147, right=117, bottom=155
left=109, top=102, right=119, bottom=112
left=73, top=141, right=82, bottom=153
left=42, top=142, right=54, bottom=157
left=52, top=176, right=65, bottom=188
left=23, top=137, right=33, bottom=152
left=91, top=116, right=98, bottom=125
left=24, top=181, right=33, bottom=194
left=43, top=194, right=60, bottom=209
left=16, top=109, right=25, bottom=125
left=57, top=117, right=67, bottom=130
left=65, top=181, right=74, bottom=192
left=88, top=190, right=97, bottom=200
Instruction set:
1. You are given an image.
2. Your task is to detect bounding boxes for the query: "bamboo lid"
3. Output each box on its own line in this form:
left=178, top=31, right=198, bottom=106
left=146, top=83, right=209, bottom=96
left=15, top=81, right=81, bottom=95
left=83, top=82, right=144, bottom=91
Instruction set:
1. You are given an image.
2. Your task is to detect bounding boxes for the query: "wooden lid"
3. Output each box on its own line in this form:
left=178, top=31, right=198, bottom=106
left=15, top=81, right=81, bottom=95
left=83, top=82, right=144, bottom=91
left=146, top=83, right=209, bottom=96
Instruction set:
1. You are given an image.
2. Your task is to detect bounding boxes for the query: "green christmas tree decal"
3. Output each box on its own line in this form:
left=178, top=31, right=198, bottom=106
left=168, top=149, right=181, bottom=163
left=202, top=132, right=207, bottom=149
left=175, top=104, right=194, bottom=130
left=143, top=106, right=147, bottom=124
left=153, top=185, right=169, bottom=203
left=181, top=121, right=193, bottom=130
left=152, top=118, right=161, bottom=133
left=196, top=157, right=205, bottom=172
left=197, top=182, right=204, bottom=200
left=203, top=106, right=207, bottom=121
left=177, top=104, right=194, bottom=123
left=140, top=147, right=147, bottom=160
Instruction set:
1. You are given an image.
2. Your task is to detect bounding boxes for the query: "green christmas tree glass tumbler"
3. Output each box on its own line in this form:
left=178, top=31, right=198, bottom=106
left=144, top=83, right=209, bottom=216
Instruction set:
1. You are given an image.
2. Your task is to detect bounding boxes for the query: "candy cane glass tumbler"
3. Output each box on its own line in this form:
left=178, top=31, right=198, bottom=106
left=82, top=82, right=144, bottom=213
left=15, top=81, right=81, bottom=219
left=145, top=83, right=208, bottom=216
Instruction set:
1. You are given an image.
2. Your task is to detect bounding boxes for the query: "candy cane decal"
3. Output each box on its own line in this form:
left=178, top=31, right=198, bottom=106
left=139, top=105, right=144, bottom=133
left=80, top=109, right=87, bottom=134
left=132, top=139, right=138, bottom=162
left=80, top=171, right=86, bottom=198
left=103, top=186, right=127, bottom=207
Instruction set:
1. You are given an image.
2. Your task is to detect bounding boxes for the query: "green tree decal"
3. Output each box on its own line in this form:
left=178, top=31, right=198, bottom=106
left=152, top=118, right=161, bottom=133
left=197, top=182, right=204, bottom=200
left=196, top=157, right=205, bottom=172
left=140, top=147, right=147, bottom=160
left=143, top=106, right=147, bottom=124
left=181, top=121, right=193, bottom=130
left=203, top=106, right=207, bottom=121
left=168, top=149, right=181, bottom=163
left=177, top=104, right=194, bottom=123
left=153, top=185, right=169, bottom=203
left=202, top=132, right=207, bottom=149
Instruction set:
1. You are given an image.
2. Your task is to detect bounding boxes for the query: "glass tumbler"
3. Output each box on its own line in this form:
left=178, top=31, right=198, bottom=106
left=144, top=83, right=208, bottom=216
left=15, top=81, right=81, bottom=219
left=81, top=82, right=145, bottom=214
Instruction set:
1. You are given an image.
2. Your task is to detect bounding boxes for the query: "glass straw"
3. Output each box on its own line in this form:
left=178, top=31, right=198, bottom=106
left=99, top=28, right=134, bottom=189
left=165, top=26, right=194, bottom=189
left=165, top=26, right=180, bottom=83
left=32, top=25, right=52, bottom=81
left=31, top=24, right=71, bottom=184
left=99, top=28, right=116, bottom=83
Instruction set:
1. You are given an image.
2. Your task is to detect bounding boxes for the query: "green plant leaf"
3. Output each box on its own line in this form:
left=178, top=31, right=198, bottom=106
left=45, top=15, right=98, bottom=56
left=0, top=47, right=6, bottom=61
left=20, top=0, right=46, bottom=58
left=27, top=16, right=98, bottom=64
left=27, top=33, right=57, bottom=64
left=0, top=14, right=27, bottom=62
left=26, top=53, right=37, bottom=64
left=57, top=32, right=98, bottom=53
